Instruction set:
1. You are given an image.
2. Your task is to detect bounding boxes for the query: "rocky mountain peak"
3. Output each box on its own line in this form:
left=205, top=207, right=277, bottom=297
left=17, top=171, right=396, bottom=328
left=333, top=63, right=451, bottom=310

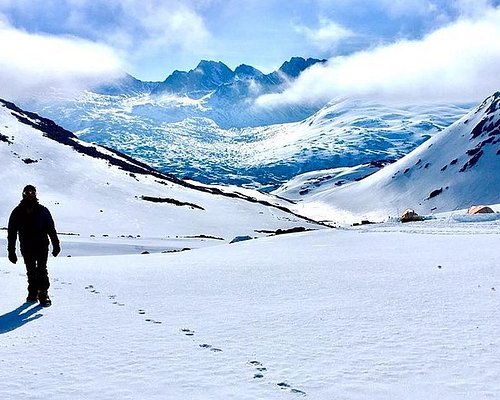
left=234, top=64, right=264, bottom=79
left=195, top=60, right=233, bottom=78
left=278, top=57, right=326, bottom=78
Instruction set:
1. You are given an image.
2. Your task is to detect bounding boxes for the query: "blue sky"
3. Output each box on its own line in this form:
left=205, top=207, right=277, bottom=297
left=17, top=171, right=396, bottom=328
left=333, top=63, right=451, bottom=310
left=0, top=0, right=499, bottom=102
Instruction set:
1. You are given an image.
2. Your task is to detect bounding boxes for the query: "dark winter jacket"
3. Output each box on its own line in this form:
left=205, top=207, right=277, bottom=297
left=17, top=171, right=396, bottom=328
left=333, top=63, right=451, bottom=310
left=8, top=200, right=60, bottom=253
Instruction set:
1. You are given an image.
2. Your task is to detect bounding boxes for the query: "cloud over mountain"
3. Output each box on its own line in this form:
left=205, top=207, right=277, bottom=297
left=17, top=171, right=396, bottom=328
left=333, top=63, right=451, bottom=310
left=0, top=20, right=124, bottom=100
left=257, top=6, right=500, bottom=106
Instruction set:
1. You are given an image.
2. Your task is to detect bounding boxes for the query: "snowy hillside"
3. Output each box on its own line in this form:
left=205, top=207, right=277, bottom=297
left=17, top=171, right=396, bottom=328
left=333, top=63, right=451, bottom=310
left=242, top=99, right=471, bottom=189
left=272, top=161, right=391, bottom=200
left=0, top=99, right=323, bottom=252
left=291, top=92, right=500, bottom=222
left=23, top=92, right=470, bottom=190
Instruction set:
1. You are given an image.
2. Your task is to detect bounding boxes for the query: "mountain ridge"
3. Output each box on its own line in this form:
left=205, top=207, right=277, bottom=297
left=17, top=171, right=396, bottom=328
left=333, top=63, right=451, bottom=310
left=94, top=57, right=327, bottom=99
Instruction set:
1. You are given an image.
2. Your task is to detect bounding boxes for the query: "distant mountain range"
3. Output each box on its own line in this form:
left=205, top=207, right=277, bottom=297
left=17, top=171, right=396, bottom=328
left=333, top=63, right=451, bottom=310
left=96, top=57, right=326, bottom=100
left=20, top=57, right=473, bottom=191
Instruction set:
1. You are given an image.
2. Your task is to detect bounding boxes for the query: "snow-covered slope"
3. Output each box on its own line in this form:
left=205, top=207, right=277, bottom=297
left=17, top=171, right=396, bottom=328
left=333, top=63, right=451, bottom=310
left=294, top=92, right=500, bottom=222
left=248, top=99, right=470, bottom=189
left=24, top=93, right=470, bottom=190
left=272, top=161, right=391, bottom=200
left=0, top=99, right=323, bottom=248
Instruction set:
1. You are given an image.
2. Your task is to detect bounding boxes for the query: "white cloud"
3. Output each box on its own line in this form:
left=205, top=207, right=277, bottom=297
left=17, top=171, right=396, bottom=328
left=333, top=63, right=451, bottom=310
left=296, top=17, right=355, bottom=52
left=57, top=0, right=212, bottom=79
left=0, top=20, right=124, bottom=101
left=0, top=1, right=212, bottom=80
left=62, top=0, right=211, bottom=55
left=134, top=4, right=210, bottom=51
left=257, top=6, right=500, bottom=106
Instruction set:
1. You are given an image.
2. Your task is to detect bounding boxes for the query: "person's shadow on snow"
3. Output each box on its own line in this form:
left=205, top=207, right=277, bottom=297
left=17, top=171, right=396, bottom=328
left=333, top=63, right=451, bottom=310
left=0, top=303, right=43, bottom=334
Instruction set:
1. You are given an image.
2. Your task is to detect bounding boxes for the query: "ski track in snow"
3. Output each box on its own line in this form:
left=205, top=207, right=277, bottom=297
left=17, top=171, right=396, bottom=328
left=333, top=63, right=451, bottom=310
left=1, top=224, right=500, bottom=399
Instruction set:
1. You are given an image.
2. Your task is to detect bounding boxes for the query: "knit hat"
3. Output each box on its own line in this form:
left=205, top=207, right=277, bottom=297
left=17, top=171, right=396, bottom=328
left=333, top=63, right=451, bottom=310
left=22, top=184, right=36, bottom=197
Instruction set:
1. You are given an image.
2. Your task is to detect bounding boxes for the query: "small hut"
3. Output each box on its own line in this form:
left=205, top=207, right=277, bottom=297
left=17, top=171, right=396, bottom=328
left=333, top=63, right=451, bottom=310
left=467, top=205, right=494, bottom=214
left=400, top=208, right=422, bottom=223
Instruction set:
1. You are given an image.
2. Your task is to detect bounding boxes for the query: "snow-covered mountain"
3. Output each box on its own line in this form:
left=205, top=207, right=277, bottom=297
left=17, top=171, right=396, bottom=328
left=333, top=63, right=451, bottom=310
left=288, top=92, right=500, bottom=222
left=0, top=99, right=323, bottom=247
left=24, top=57, right=327, bottom=131
left=151, top=57, right=325, bottom=99
left=234, top=99, right=470, bottom=190
left=90, top=57, right=327, bottom=128
left=23, top=90, right=471, bottom=191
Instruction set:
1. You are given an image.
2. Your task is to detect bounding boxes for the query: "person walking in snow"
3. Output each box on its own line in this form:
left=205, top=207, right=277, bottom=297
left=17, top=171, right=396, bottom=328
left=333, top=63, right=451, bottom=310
left=7, top=185, right=61, bottom=307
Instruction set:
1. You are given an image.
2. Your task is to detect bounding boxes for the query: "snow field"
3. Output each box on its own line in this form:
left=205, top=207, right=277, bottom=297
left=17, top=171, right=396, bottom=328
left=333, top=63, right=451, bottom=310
left=1, top=226, right=499, bottom=399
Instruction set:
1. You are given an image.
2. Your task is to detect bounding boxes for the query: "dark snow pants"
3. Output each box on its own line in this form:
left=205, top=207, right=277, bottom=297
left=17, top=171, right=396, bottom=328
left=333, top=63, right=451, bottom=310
left=22, top=247, right=50, bottom=295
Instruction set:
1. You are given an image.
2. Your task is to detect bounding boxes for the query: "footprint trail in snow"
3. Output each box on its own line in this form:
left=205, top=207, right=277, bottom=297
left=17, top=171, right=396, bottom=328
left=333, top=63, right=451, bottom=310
left=81, top=280, right=306, bottom=396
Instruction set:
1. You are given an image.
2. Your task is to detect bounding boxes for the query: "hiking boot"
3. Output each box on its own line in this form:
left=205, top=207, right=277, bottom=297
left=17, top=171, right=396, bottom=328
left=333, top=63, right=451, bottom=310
left=26, top=292, right=38, bottom=303
left=38, top=290, right=52, bottom=307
